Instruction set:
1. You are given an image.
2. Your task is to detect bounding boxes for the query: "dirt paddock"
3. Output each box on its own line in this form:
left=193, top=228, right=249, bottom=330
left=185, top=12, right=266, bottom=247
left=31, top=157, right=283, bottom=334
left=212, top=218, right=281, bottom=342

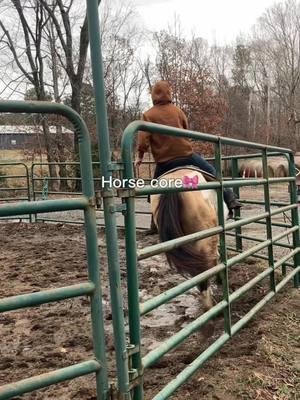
left=0, top=221, right=299, bottom=400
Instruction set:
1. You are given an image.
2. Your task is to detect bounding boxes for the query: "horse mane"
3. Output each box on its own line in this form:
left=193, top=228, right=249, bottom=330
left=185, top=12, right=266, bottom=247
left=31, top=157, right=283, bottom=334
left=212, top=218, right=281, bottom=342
left=156, top=191, right=210, bottom=280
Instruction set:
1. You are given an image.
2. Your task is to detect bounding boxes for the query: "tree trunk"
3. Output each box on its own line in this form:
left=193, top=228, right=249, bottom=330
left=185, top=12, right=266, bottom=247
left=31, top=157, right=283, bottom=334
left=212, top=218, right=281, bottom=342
left=42, top=119, right=59, bottom=191
left=48, top=19, right=70, bottom=191
left=71, top=83, right=82, bottom=192
left=55, top=124, right=69, bottom=191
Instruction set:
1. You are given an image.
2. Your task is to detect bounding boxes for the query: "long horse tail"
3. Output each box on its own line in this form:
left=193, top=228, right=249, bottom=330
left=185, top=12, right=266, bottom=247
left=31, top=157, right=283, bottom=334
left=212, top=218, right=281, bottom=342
left=156, top=191, right=209, bottom=279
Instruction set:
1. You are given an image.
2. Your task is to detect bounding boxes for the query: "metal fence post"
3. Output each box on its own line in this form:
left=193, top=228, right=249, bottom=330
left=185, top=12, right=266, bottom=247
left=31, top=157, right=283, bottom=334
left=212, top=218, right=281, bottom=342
left=262, top=150, right=276, bottom=292
left=231, top=158, right=242, bottom=252
left=122, top=150, right=143, bottom=400
left=215, top=141, right=231, bottom=336
left=86, top=1, right=131, bottom=398
left=287, top=153, right=300, bottom=288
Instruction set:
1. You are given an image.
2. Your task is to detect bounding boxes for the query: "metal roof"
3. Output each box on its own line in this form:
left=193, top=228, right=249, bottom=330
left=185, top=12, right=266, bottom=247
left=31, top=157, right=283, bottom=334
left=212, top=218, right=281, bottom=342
left=0, top=125, right=73, bottom=134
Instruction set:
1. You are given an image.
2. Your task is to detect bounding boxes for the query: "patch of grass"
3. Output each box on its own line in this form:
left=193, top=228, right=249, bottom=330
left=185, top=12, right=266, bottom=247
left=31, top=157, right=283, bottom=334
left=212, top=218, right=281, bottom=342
left=0, top=149, right=25, bottom=161
left=276, top=384, right=292, bottom=398
left=236, top=369, right=299, bottom=400
left=0, top=150, right=51, bottom=190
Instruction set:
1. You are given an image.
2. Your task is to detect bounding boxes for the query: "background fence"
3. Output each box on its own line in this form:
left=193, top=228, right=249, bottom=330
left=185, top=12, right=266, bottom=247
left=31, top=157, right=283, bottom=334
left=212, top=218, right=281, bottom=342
left=1, top=153, right=298, bottom=230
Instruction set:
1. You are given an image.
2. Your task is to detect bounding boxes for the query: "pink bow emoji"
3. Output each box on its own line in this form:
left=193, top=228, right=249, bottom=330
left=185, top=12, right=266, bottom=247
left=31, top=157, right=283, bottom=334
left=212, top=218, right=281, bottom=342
left=183, top=175, right=199, bottom=189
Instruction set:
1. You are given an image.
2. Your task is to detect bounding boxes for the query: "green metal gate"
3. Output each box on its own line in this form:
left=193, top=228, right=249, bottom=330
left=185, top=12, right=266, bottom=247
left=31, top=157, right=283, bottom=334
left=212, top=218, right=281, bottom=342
left=31, top=161, right=103, bottom=225
left=0, top=1, right=299, bottom=399
left=85, top=1, right=300, bottom=398
left=0, top=162, right=31, bottom=221
left=0, top=102, right=108, bottom=399
left=119, top=123, right=300, bottom=399
left=82, top=0, right=300, bottom=400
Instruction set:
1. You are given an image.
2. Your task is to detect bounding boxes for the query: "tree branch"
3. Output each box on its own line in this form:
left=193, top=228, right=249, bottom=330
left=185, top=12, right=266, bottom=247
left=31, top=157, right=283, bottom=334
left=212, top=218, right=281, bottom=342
left=12, top=0, right=38, bottom=84
left=0, top=19, right=34, bottom=84
left=39, top=0, right=75, bottom=79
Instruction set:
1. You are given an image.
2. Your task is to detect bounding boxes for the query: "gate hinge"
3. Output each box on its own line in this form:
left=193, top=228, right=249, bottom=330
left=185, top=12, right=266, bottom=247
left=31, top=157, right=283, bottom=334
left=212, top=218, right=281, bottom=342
left=116, top=188, right=136, bottom=198
left=109, top=382, right=133, bottom=400
left=126, top=343, right=140, bottom=356
left=128, top=374, right=143, bottom=391
left=99, top=188, right=135, bottom=199
left=109, top=204, right=127, bottom=214
left=126, top=343, right=144, bottom=390
left=100, top=188, right=117, bottom=198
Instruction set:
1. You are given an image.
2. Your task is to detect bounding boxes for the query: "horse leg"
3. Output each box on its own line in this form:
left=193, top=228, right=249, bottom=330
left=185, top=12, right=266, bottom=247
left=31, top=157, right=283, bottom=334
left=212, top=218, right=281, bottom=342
left=197, top=281, right=213, bottom=312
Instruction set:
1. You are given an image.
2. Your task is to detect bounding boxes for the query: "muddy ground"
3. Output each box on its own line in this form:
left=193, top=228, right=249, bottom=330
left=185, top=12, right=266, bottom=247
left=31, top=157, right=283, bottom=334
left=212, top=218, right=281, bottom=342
left=0, top=185, right=299, bottom=400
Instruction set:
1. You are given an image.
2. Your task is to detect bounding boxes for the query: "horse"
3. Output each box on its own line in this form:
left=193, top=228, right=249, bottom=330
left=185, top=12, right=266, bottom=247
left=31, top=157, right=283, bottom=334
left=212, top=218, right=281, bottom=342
left=150, top=167, right=229, bottom=312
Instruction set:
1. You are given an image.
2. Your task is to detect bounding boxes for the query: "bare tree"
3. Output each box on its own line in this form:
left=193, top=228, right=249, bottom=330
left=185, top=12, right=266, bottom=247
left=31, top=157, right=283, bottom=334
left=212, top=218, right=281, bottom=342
left=153, top=25, right=227, bottom=148
left=253, top=0, right=300, bottom=148
left=0, top=0, right=59, bottom=186
left=38, top=0, right=101, bottom=163
left=97, top=0, right=146, bottom=149
left=45, top=16, right=70, bottom=189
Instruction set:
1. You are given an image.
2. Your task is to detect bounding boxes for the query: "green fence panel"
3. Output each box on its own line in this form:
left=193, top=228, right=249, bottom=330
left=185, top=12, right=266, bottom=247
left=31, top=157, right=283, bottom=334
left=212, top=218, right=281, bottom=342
left=0, top=101, right=109, bottom=400
left=0, top=162, right=31, bottom=221
left=118, top=120, right=300, bottom=399
left=90, top=1, right=300, bottom=397
left=31, top=161, right=102, bottom=225
left=0, top=1, right=298, bottom=398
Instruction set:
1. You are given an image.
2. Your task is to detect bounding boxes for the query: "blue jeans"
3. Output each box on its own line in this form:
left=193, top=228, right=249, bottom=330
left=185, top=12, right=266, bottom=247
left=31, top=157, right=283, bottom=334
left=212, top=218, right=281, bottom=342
left=153, top=153, right=235, bottom=206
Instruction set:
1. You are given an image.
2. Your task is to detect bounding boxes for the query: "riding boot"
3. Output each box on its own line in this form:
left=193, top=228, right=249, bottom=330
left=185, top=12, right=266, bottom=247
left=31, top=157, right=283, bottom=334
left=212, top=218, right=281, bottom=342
left=223, top=188, right=243, bottom=218
left=145, top=216, right=158, bottom=235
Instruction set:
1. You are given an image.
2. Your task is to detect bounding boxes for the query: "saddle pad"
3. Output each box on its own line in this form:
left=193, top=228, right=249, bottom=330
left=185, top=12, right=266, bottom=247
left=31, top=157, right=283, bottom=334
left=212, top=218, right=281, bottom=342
left=157, top=165, right=217, bottom=182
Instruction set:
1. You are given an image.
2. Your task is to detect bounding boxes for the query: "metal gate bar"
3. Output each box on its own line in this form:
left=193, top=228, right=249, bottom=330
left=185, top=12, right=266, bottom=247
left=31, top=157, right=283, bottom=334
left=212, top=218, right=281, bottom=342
left=0, top=162, right=30, bottom=201
left=31, top=160, right=151, bottom=229
left=0, top=361, right=101, bottom=400
left=83, top=2, right=300, bottom=398
left=3, top=154, right=288, bottom=230
left=151, top=264, right=299, bottom=400
left=139, top=225, right=299, bottom=343
left=86, top=1, right=131, bottom=398
left=0, top=162, right=31, bottom=221
left=226, top=231, right=294, bottom=249
left=0, top=101, right=108, bottom=400
left=120, top=120, right=300, bottom=399
left=31, top=161, right=102, bottom=225
left=137, top=204, right=296, bottom=259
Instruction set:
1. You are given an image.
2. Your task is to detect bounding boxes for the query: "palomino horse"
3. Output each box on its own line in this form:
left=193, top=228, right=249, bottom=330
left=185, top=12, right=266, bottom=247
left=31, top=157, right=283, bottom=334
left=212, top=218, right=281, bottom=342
left=151, top=167, right=229, bottom=311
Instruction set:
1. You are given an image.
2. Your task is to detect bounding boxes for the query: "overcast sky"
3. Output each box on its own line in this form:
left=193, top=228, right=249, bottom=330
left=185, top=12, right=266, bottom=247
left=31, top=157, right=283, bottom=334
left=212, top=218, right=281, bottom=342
left=135, top=0, right=277, bottom=44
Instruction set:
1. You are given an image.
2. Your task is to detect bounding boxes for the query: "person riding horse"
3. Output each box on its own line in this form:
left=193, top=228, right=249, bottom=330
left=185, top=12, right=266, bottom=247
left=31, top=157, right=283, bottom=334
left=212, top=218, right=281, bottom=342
left=135, top=81, right=242, bottom=234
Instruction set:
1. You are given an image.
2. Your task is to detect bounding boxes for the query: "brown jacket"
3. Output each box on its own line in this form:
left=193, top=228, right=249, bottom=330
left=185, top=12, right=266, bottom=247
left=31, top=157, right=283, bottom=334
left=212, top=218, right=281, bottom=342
left=137, top=81, right=193, bottom=163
